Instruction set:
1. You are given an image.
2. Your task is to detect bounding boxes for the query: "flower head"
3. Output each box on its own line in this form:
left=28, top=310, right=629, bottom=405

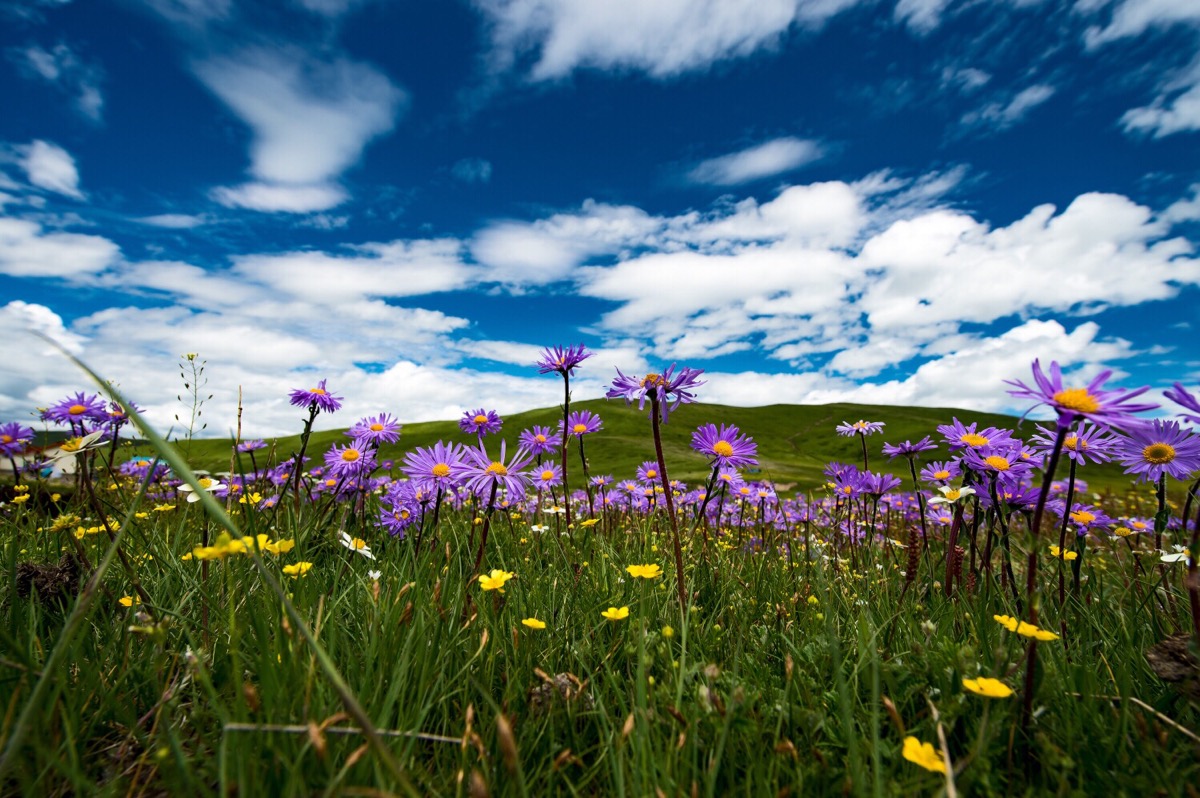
left=518, top=425, right=559, bottom=455
left=606, top=364, right=705, bottom=424
left=962, top=677, right=1013, bottom=698
left=0, top=422, right=35, bottom=457
left=882, top=436, right=937, bottom=459
left=521, top=617, right=546, bottom=629
left=338, top=531, right=376, bottom=560
left=1115, top=419, right=1200, bottom=482
left=456, top=440, right=534, bottom=500
left=536, top=343, right=592, bottom=375
left=324, top=442, right=377, bottom=478
left=937, top=418, right=1013, bottom=451
left=529, top=461, right=563, bottom=491
left=626, top=563, right=663, bottom=579
left=402, top=441, right=465, bottom=491
left=177, top=475, right=226, bottom=503
left=289, top=379, right=343, bottom=414
left=927, top=484, right=976, bottom=506
left=560, top=410, right=603, bottom=438
left=919, top=460, right=961, bottom=484
left=835, top=420, right=884, bottom=437
left=993, top=614, right=1059, bottom=640
left=237, top=439, right=267, bottom=453
left=459, top=408, right=503, bottom=438
left=42, top=392, right=108, bottom=427
left=48, top=430, right=108, bottom=464
left=348, top=413, right=402, bottom=445
left=902, top=737, right=946, bottom=774
left=1030, top=422, right=1118, bottom=466
left=1005, top=359, right=1157, bottom=428
left=601, top=606, right=630, bottom=621
left=479, top=569, right=514, bottom=592
left=962, top=443, right=1036, bottom=480
left=1165, top=382, right=1200, bottom=426
left=691, top=423, right=758, bottom=468
left=283, top=561, right=313, bottom=578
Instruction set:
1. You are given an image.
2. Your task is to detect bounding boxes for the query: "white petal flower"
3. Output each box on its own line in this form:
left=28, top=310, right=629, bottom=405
left=178, top=476, right=226, bottom=503
left=339, top=531, right=376, bottom=560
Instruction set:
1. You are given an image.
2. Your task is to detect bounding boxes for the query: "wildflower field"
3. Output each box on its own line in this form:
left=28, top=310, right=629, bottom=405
left=1, top=348, right=1199, bottom=796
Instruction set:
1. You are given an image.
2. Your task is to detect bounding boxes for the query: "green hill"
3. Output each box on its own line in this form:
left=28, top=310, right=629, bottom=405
left=148, top=400, right=1147, bottom=496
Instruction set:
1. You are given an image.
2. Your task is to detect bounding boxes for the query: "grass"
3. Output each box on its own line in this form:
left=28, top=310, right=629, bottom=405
left=1, top=395, right=1198, bottom=796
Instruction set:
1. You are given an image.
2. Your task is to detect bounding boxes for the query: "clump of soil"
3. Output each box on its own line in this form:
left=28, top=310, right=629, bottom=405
left=15, top=554, right=81, bottom=608
left=1145, top=634, right=1200, bottom=700
left=528, top=672, right=594, bottom=715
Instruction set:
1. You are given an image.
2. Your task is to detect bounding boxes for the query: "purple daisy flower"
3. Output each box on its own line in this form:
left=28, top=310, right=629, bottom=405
left=691, top=423, right=758, bottom=468
left=560, top=410, right=603, bottom=437
left=636, top=460, right=663, bottom=484
left=459, top=408, right=503, bottom=438
left=518, top=425, right=559, bottom=455
left=919, top=459, right=961, bottom=484
left=606, top=363, right=705, bottom=424
left=1164, top=382, right=1200, bottom=426
left=860, top=471, right=903, bottom=496
left=349, top=413, right=402, bottom=445
left=1030, top=423, right=1117, bottom=466
left=42, top=392, right=108, bottom=426
left=528, top=460, right=563, bottom=491
left=536, top=343, right=593, bottom=376
left=1115, top=419, right=1200, bottom=482
left=936, top=418, right=1014, bottom=451
left=402, top=441, right=465, bottom=491
left=455, top=440, right=533, bottom=499
left=835, top=420, right=885, bottom=437
left=103, top=400, right=142, bottom=432
left=962, top=443, right=1036, bottom=481
left=324, top=442, right=376, bottom=478
left=289, top=379, right=343, bottom=414
left=1005, top=359, right=1157, bottom=429
left=237, top=439, right=267, bottom=453
left=0, top=422, right=35, bottom=457
left=882, top=436, right=937, bottom=459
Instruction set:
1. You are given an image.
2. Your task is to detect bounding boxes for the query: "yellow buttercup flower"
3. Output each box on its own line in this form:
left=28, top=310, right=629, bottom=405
left=1049, top=545, right=1078, bottom=561
left=962, top=677, right=1014, bottom=698
left=521, top=617, right=546, bottom=630
left=902, top=736, right=946, bottom=773
left=192, top=532, right=248, bottom=560
left=119, top=595, right=141, bottom=608
left=994, top=614, right=1058, bottom=640
left=626, top=563, right=663, bottom=579
left=479, top=569, right=515, bottom=592
left=601, top=606, right=629, bottom=622
left=283, top=561, right=313, bottom=578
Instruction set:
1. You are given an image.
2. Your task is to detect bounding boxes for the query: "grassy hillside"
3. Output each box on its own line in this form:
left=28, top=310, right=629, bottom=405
left=147, top=399, right=1146, bottom=496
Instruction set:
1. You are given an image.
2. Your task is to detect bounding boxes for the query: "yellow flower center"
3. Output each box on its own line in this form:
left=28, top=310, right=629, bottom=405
left=1131, top=520, right=1148, bottom=529
left=310, top=388, right=326, bottom=395
left=541, top=469, right=554, bottom=481
left=1, top=434, right=12, bottom=443
left=645, top=469, right=657, bottom=479
left=1142, top=443, right=1176, bottom=464
left=960, top=433, right=989, bottom=447
left=1064, top=435, right=1088, bottom=451
left=61, top=438, right=83, bottom=453
left=536, top=434, right=547, bottom=442
left=1052, top=388, right=1099, bottom=413
left=641, top=373, right=664, bottom=388
left=351, top=537, right=366, bottom=550
left=473, top=414, right=488, bottom=424
left=984, top=455, right=1011, bottom=471
left=432, top=463, right=451, bottom=478
left=572, top=424, right=587, bottom=434
left=198, top=477, right=213, bottom=489
left=68, top=404, right=87, bottom=415
left=1070, top=510, right=1095, bottom=525
left=341, top=449, right=360, bottom=462
left=486, top=462, right=508, bottom=476
left=945, top=489, right=961, bottom=501
left=370, top=423, right=384, bottom=432
left=933, top=470, right=950, bottom=480
left=712, top=441, right=735, bottom=458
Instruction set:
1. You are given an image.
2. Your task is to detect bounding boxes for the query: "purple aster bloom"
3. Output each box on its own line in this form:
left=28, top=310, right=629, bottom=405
left=289, top=379, right=343, bottom=414
left=349, top=413, right=402, bottom=445
left=919, top=459, right=961, bottom=484
left=1115, top=516, right=1153, bottom=536
left=860, top=471, right=903, bottom=496
left=1005, top=359, right=1158, bottom=429
left=1115, top=419, right=1200, bottom=482
left=882, top=436, right=937, bottom=459
left=636, top=460, right=663, bottom=484
left=936, top=418, right=1014, bottom=451
left=962, top=442, right=1036, bottom=481
left=324, top=442, right=377, bottom=478
left=1164, top=382, right=1200, bottom=426
left=560, top=410, right=603, bottom=437
left=0, top=422, right=35, bottom=457
left=103, top=400, right=142, bottom=432
left=528, top=460, right=563, bottom=491
left=237, top=439, right=267, bottom=453
left=455, top=440, right=533, bottom=499
left=42, top=392, right=108, bottom=426
left=606, top=363, right=705, bottom=424
left=835, top=420, right=885, bottom=437
left=714, top=468, right=745, bottom=492
left=832, top=468, right=864, bottom=499
left=536, top=343, right=593, bottom=376
left=402, top=441, right=465, bottom=491
left=1030, top=423, right=1117, bottom=466
left=459, top=408, right=503, bottom=437
left=691, top=423, right=758, bottom=468
left=378, top=481, right=420, bottom=538
left=518, top=425, right=559, bottom=455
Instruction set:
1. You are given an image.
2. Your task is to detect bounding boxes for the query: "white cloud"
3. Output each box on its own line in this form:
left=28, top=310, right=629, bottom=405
left=687, top=137, right=823, bottom=186
left=1082, top=0, right=1200, bottom=48
left=134, top=213, right=209, bottom=228
left=194, top=47, right=406, bottom=212
left=452, top=157, right=493, bottom=183
left=15, top=43, right=105, bottom=122
left=16, top=140, right=84, bottom=199
left=895, top=0, right=953, bottom=33
left=940, top=66, right=991, bottom=93
left=210, top=182, right=349, bottom=213
left=1120, top=54, right=1200, bottom=137
left=476, top=0, right=866, bottom=80
left=0, top=217, right=119, bottom=277
left=961, top=84, right=1056, bottom=130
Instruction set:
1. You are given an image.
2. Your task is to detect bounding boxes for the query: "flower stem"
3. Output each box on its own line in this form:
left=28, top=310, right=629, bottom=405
left=649, top=396, right=688, bottom=608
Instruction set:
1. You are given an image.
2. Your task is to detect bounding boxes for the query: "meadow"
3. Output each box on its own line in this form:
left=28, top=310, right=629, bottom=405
left=0, top=350, right=1198, bottom=797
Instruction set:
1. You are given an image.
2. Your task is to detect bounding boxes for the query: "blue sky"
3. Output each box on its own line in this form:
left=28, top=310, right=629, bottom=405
left=2, top=0, right=1198, bottom=436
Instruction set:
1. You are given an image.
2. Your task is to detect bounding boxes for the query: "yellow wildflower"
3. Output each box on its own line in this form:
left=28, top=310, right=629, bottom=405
left=626, top=563, right=663, bottom=579
left=902, top=736, right=946, bottom=774
left=601, top=606, right=629, bottom=622
left=521, top=618, right=546, bottom=630
left=1049, top=545, right=1078, bottom=561
left=479, top=569, right=514, bottom=592
left=119, top=595, right=141, bottom=608
left=962, top=677, right=1013, bottom=698
left=283, top=562, right=313, bottom=578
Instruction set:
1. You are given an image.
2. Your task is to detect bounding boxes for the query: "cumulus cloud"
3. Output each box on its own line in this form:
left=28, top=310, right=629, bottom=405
left=687, top=137, right=823, bottom=186
left=0, top=217, right=119, bottom=277
left=475, top=0, right=867, bottom=80
left=16, top=140, right=84, bottom=198
left=13, top=42, right=105, bottom=122
left=194, top=47, right=406, bottom=212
